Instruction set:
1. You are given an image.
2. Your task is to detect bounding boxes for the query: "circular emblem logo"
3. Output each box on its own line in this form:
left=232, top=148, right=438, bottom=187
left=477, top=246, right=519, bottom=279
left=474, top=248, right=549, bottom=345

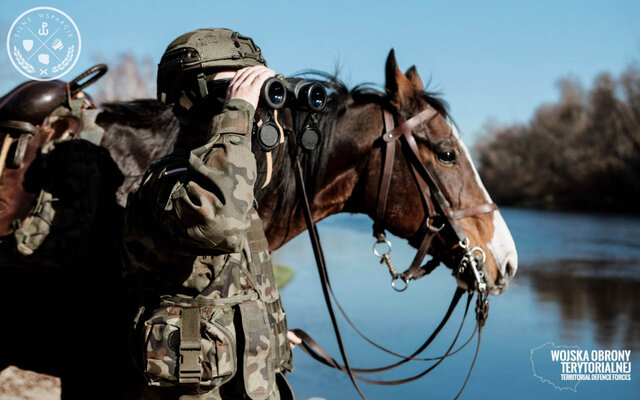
left=6, top=7, right=81, bottom=81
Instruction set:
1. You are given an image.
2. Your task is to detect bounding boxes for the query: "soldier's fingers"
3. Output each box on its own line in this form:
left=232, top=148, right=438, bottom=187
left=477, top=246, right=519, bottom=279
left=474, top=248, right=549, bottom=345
left=234, top=66, right=268, bottom=90
left=227, top=67, right=255, bottom=97
left=227, top=67, right=265, bottom=99
left=228, top=66, right=256, bottom=87
left=287, top=330, right=302, bottom=349
left=249, top=69, right=276, bottom=89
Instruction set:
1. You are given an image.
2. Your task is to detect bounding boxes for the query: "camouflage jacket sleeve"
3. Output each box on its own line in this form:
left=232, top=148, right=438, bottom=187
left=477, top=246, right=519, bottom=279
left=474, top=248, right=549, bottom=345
left=131, top=99, right=257, bottom=256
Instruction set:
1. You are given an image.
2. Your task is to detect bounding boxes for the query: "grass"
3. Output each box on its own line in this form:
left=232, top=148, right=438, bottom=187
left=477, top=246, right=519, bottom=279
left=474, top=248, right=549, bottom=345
left=273, top=264, right=295, bottom=289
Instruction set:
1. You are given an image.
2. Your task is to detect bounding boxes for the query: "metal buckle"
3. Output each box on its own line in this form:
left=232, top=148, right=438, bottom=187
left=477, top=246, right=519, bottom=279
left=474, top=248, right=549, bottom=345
left=456, top=239, right=488, bottom=294
left=426, top=217, right=445, bottom=232
left=475, top=293, right=489, bottom=327
left=468, top=258, right=487, bottom=294
left=179, top=344, right=202, bottom=384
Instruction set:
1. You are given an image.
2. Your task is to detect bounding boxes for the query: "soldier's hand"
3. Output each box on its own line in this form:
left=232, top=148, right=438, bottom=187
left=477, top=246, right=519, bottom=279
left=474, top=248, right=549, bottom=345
left=226, top=65, right=276, bottom=110
left=287, top=330, right=302, bottom=349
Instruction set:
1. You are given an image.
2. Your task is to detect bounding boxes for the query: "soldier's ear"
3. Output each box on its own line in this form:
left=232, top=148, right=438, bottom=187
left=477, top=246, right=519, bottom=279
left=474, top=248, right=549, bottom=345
left=385, top=49, right=415, bottom=108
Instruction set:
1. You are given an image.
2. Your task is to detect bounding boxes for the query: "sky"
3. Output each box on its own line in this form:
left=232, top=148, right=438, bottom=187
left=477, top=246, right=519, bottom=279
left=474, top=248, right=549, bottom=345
left=2, top=0, right=639, bottom=147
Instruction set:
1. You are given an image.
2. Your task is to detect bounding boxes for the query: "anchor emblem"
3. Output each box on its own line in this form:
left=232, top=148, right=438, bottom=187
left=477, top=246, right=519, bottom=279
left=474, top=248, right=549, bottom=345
left=38, top=22, right=48, bottom=36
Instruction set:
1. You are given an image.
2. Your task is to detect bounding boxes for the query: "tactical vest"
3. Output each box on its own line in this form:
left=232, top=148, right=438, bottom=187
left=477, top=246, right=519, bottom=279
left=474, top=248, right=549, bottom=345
left=129, top=155, right=292, bottom=399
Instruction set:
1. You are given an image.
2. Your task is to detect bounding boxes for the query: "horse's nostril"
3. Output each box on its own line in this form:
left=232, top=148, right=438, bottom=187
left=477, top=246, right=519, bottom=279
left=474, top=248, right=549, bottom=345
left=505, top=261, right=515, bottom=278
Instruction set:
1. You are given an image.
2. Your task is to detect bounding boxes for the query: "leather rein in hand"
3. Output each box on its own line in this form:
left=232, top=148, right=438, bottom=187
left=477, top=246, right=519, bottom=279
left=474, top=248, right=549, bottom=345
left=290, top=103, right=497, bottom=399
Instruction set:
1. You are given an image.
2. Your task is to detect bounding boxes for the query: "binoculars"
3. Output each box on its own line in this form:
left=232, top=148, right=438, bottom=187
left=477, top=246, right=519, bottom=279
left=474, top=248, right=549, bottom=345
left=206, top=76, right=327, bottom=111
left=260, top=76, right=327, bottom=111
left=255, top=76, right=325, bottom=153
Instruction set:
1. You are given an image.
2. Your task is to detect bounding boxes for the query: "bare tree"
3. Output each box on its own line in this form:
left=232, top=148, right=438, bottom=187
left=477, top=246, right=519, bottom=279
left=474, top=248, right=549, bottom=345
left=92, top=53, right=156, bottom=104
left=475, top=62, right=640, bottom=213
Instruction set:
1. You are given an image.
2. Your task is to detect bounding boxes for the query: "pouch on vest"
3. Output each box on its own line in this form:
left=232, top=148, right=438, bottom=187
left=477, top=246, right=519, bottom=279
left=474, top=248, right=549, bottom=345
left=142, top=305, right=237, bottom=391
left=239, top=299, right=275, bottom=400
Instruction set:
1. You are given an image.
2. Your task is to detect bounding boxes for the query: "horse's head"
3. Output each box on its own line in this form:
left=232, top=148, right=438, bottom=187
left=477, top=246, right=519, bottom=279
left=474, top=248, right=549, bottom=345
left=361, top=51, right=517, bottom=295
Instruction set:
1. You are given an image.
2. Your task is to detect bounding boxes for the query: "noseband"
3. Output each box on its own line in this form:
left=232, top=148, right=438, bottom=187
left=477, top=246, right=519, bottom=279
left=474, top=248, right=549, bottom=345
left=372, top=106, right=498, bottom=294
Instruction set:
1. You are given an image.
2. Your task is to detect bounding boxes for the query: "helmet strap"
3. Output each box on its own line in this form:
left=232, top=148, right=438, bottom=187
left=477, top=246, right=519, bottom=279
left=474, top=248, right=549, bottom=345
left=196, top=72, right=209, bottom=99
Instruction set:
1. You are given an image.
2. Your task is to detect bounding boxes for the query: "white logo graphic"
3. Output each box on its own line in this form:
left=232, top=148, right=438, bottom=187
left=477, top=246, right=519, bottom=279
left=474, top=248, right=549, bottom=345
left=531, top=342, right=632, bottom=392
left=38, top=22, right=49, bottom=36
left=7, top=7, right=81, bottom=81
left=51, top=38, right=64, bottom=51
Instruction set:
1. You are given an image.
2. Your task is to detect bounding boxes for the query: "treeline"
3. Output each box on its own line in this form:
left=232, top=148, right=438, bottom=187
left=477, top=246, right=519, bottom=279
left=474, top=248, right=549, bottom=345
left=475, top=64, right=640, bottom=213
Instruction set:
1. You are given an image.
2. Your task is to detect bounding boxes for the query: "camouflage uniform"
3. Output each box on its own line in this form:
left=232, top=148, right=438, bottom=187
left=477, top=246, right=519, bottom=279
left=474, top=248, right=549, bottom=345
left=123, top=98, right=293, bottom=400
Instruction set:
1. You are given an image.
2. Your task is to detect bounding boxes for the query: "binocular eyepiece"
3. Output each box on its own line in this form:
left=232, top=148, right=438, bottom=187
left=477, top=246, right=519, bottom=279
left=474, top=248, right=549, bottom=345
left=260, top=76, right=327, bottom=111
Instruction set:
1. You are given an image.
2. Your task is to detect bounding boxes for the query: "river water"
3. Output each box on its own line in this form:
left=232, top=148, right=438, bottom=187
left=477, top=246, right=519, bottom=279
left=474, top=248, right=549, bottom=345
left=273, top=208, right=640, bottom=399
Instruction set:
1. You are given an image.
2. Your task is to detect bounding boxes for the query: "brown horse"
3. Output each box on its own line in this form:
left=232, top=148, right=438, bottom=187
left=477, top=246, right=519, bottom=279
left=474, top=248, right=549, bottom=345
left=0, top=50, right=517, bottom=397
left=253, top=51, right=517, bottom=294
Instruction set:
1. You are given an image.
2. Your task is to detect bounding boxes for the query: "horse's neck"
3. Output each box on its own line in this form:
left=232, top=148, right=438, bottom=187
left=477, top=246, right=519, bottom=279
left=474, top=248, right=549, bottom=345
left=261, top=102, right=380, bottom=251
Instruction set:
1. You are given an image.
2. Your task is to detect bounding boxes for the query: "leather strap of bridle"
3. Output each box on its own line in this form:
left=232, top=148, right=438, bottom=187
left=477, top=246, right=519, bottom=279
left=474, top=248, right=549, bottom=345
left=293, top=158, right=367, bottom=399
left=292, top=150, right=475, bottom=395
left=382, top=107, right=438, bottom=143
left=349, top=286, right=466, bottom=373
left=292, top=287, right=464, bottom=375
left=400, top=127, right=466, bottom=240
left=373, top=109, right=396, bottom=237
left=293, top=289, right=479, bottom=386
left=376, top=107, right=447, bottom=282
left=375, top=105, right=499, bottom=283
left=401, top=230, right=437, bottom=282
left=455, top=324, right=483, bottom=400
left=450, top=203, right=498, bottom=220
left=321, top=283, right=479, bottom=364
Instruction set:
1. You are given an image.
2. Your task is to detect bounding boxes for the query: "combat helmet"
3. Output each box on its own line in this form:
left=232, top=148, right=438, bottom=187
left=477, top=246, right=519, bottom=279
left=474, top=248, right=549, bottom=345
left=157, top=28, right=266, bottom=105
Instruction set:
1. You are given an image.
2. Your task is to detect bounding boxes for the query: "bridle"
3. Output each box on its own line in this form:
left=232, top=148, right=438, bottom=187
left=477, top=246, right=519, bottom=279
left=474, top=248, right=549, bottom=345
left=372, top=106, right=498, bottom=294
left=290, top=101, right=501, bottom=399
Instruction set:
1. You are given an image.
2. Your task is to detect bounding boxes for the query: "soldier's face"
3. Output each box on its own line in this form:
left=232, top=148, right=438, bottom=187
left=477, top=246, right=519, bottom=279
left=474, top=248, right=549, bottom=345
left=210, top=70, right=236, bottom=103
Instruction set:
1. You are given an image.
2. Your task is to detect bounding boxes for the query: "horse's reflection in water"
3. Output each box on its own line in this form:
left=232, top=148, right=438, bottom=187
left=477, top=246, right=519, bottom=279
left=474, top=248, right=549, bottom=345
left=0, top=51, right=517, bottom=398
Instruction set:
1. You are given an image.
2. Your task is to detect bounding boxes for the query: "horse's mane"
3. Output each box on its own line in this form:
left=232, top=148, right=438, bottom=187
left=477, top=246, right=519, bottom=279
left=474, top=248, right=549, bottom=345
left=96, top=99, right=180, bottom=205
left=253, top=71, right=450, bottom=234
left=94, top=71, right=449, bottom=216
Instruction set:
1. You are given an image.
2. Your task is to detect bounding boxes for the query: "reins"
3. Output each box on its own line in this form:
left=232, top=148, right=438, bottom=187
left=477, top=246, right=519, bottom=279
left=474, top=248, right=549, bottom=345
left=288, top=102, right=496, bottom=398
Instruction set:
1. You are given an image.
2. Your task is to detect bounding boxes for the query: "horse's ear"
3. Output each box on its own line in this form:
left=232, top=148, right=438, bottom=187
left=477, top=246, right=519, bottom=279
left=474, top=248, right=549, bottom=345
left=385, top=49, right=414, bottom=105
left=405, top=65, right=424, bottom=91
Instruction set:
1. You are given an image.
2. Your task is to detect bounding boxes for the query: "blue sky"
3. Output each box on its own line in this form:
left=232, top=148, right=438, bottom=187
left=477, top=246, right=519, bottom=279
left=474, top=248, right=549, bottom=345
left=2, top=0, right=639, bottom=146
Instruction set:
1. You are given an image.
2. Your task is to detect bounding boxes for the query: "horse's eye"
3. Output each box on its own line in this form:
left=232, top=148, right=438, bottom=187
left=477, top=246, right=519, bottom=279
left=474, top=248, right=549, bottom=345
left=436, top=150, right=456, bottom=164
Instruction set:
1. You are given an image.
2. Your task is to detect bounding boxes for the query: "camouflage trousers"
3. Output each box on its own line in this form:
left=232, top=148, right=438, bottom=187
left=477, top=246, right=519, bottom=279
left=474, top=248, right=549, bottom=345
left=138, top=372, right=289, bottom=400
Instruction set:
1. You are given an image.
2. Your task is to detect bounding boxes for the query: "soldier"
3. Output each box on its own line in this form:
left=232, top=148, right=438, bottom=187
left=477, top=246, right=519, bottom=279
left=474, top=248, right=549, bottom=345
left=123, top=28, right=300, bottom=399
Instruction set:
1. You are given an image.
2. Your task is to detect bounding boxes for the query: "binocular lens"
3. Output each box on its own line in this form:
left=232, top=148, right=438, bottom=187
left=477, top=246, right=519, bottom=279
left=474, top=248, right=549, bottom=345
left=260, top=77, right=327, bottom=111
left=261, top=78, right=287, bottom=109
left=268, top=82, right=285, bottom=105
left=308, top=84, right=326, bottom=111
